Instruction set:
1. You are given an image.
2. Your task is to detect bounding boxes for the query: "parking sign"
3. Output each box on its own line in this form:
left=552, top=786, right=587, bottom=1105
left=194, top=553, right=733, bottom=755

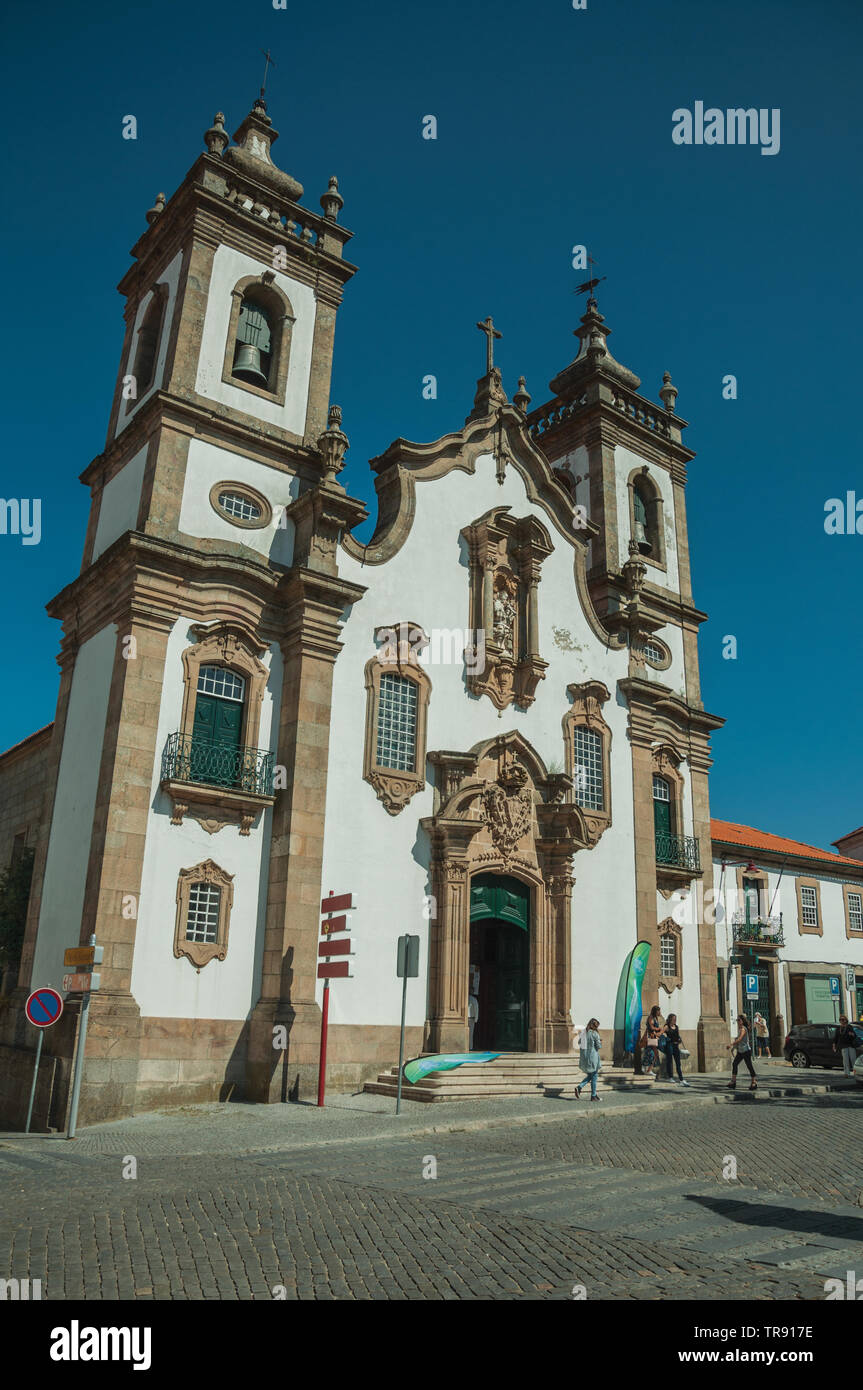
left=745, top=973, right=759, bottom=1000
left=829, top=976, right=841, bottom=999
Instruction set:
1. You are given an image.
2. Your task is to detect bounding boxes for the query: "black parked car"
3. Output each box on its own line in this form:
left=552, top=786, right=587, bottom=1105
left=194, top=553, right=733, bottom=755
left=783, top=1022, right=863, bottom=1068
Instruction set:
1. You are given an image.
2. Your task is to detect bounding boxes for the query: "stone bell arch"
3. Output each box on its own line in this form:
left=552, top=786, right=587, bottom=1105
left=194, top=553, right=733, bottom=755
left=421, top=731, right=604, bottom=1054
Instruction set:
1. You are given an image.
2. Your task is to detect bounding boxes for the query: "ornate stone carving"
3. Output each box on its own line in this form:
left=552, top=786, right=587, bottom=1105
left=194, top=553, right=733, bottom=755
left=481, top=761, right=533, bottom=860
left=461, top=507, right=552, bottom=712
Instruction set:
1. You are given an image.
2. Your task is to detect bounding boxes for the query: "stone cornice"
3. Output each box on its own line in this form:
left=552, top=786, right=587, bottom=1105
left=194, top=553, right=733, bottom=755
left=81, top=390, right=323, bottom=490
left=594, top=571, right=710, bottom=629
left=619, top=676, right=725, bottom=748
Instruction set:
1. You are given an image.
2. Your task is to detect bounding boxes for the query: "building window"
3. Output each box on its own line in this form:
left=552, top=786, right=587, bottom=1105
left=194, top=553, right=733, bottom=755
left=174, top=860, right=234, bottom=969
left=795, top=877, right=823, bottom=936
left=800, top=886, right=818, bottom=927
left=209, top=482, right=272, bottom=530
left=376, top=673, right=418, bottom=772
left=186, top=881, right=222, bottom=944
left=572, top=726, right=604, bottom=811
left=197, top=666, right=245, bottom=702
left=363, top=644, right=432, bottom=815
left=642, top=637, right=671, bottom=670
left=562, top=681, right=613, bottom=844
left=844, top=885, right=863, bottom=938
left=658, top=916, right=683, bottom=992
left=128, top=285, right=167, bottom=404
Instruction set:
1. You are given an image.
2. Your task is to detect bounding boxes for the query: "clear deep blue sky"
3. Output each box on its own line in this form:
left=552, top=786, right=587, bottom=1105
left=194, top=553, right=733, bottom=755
left=1, top=0, right=860, bottom=851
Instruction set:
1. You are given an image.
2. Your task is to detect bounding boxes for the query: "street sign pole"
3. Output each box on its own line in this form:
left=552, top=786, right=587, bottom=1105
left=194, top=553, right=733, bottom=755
left=25, top=1030, right=44, bottom=1135
left=395, top=935, right=420, bottom=1116
left=66, top=987, right=91, bottom=1140
left=317, top=978, right=330, bottom=1109
left=396, top=968, right=409, bottom=1116
left=66, top=934, right=101, bottom=1140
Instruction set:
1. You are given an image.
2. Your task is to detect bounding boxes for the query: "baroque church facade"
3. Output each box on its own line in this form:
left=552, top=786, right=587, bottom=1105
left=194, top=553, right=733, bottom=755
left=0, top=98, right=729, bottom=1125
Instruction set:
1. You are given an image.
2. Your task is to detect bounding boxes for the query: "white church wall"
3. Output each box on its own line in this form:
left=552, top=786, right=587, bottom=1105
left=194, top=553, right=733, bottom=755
left=195, top=246, right=317, bottom=437
left=321, top=450, right=638, bottom=1034
left=177, top=437, right=298, bottom=565
left=614, top=445, right=680, bottom=593
left=92, top=445, right=149, bottom=561
left=113, top=249, right=184, bottom=440
left=130, top=616, right=282, bottom=1021
left=31, top=628, right=116, bottom=989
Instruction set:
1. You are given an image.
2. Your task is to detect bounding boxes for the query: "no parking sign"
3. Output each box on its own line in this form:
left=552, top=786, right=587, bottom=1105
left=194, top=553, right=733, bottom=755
left=25, top=987, right=63, bottom=1028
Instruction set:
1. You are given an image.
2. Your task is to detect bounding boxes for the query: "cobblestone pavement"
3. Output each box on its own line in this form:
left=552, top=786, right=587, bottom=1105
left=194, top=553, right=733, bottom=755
left=1, top=1090, right=861, bottom=1301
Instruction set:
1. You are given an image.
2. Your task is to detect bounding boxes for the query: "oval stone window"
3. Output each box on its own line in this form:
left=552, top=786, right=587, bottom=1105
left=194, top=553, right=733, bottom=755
left=209, top=482, right=272, bottom=529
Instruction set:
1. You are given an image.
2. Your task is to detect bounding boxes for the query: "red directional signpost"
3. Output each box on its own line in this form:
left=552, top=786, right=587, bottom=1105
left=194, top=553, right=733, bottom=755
left=317, top=891, right=356, bottom=1107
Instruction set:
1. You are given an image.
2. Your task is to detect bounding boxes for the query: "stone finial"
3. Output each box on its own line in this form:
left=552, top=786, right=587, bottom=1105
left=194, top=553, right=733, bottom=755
left=623, top=539, right=648, bottom=596
left=145, top=192, right=166, bottom=226
left=317, top=404, right=349, bottom=480
left=320, top=175, right=344, bottom=221
left=513, top=376, right=531, bottom=414
left=204, top=112, right=230, bottom=156
left=659, top=370, right=678, bottom=413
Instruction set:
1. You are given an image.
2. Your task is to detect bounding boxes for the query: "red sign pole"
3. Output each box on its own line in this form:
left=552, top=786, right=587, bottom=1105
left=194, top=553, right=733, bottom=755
left=317, top=978, right=330, bottom=1108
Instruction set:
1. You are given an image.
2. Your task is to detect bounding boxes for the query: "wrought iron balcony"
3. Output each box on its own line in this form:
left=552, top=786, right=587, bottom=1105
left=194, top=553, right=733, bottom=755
left=731, top=912, right=785, bottom=947
left=655, top=832, right=701, bottom=872
left=161, top=733, right=274, bottom=797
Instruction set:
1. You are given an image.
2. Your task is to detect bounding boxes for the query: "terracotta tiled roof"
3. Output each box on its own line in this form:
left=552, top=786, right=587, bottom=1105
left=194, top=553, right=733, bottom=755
left=711, top=818, right=863, bottom=869
left=0, top=723, right=54, bottom=762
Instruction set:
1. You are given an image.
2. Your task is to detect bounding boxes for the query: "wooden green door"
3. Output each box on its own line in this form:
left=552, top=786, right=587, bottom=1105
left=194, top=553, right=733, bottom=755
left=191, top=692, right=243, bottom=786
left=469, top=875, right=529, bottom=1052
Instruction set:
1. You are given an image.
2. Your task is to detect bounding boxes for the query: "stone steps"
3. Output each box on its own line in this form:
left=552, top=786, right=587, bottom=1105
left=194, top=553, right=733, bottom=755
left=363, top=1053, right=659, bottom=1103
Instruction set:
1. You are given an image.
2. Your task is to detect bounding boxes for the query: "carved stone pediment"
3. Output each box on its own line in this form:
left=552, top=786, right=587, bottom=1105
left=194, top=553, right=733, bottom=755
left=481, top=761, right=533, bottom=861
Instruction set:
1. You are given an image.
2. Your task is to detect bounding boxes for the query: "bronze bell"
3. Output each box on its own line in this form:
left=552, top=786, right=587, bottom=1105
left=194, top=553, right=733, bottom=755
left=232, top=343, right=268, bottom=385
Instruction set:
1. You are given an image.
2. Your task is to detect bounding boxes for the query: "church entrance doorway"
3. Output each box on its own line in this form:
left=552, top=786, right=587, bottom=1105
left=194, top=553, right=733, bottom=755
left=469, top=873, right=530, bottom=1052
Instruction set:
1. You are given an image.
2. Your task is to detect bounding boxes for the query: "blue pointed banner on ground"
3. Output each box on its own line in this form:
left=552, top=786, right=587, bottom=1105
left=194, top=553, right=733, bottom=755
left=403, top=1052, right=501, bottom=1085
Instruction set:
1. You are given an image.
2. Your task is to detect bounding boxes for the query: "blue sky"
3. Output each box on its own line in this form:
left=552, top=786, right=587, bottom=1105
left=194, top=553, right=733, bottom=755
left=1, top=0, right=860, bottom=851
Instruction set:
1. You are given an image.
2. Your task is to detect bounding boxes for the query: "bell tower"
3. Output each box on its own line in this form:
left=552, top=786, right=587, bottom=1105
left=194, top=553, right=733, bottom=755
left=528, top=299, right=727, bottom=1071
left=81, top=96, right=356, bottom=571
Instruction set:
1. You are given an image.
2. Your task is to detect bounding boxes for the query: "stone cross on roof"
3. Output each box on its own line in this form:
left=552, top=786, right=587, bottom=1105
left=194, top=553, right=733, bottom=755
left=476, top=316, right=502, bottom=374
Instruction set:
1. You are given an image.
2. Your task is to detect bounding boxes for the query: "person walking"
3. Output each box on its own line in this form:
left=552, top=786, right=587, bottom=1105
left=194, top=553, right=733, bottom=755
left=753, top=1012, right=771, bottom=1060
left=727, top=1013, right=757, bottom=1090
left=642, top=1004, right=664, bottom=1078
left=833, top=1015, right=858, bottom=1077
left=574, top=1018, right=603, bottom=1101
left=662, top=1013, right=689, bottom=1086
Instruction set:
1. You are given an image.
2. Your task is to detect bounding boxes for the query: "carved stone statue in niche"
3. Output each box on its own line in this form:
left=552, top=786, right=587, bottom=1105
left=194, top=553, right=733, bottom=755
left=492, top=573, right=518, bottom=658
left=461, top=507, right=552, bottom=712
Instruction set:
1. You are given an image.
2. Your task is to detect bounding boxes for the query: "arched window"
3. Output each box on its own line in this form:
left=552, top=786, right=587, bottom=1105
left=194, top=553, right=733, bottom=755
left=652, top=773, right=672, bottom=849
left=232, top=295, right=273, bottom=386
left=221, top=277, right=296, bottom=404
left=129, top=285, right=167, bottom=403
left=629, top=468, right=665, bottom=565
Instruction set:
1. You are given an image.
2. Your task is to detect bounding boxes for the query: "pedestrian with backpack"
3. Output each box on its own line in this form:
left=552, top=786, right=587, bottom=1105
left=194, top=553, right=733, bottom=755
left=574, top=1018, right=603, bottom=1101
left=727, top=1013, right=757, bottom=1091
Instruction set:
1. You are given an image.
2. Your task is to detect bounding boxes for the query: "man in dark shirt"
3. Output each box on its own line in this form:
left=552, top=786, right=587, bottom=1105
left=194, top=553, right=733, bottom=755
left=833, top=1016, right=859, bottom=1076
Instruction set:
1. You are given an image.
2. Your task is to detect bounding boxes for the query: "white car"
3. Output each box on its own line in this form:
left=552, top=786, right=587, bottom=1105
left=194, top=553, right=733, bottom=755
left=854, top=1052, right=863, bottom=1085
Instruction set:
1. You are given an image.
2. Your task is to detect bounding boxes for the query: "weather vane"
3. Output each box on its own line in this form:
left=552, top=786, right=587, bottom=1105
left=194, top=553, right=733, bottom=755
left=574, top=253, right=606, bottom=297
